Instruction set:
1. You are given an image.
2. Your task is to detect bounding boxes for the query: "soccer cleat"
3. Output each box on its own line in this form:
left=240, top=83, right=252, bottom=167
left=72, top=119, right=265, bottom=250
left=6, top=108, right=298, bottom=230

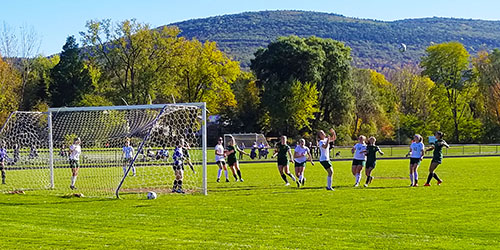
left=326, top=187, right=335, bottom=191
left=171, top=188, right=176, bottom=193
left=234, top=178, right=238, bottom=182
left=354, top=183, right=359, bottom=187
left=216, top=178, right=220, bottom=183
left=364, top=183, right=368, bottom=187
left=413, top=183, right=419, bottom=187
left=176, top=188, right=185, bottom=194
left=285, top=182, right=290, bottom=186
left=239, top=178, right=244, bottom=182
left=301, top=177, right=305, bottom=186
left=424, top=183, right=431, bottom=186
left=296, top=180, right=300, bottom=188
left=225, top=179, right=230, bottom=182
left=410, top=183, right=414, bottom=187
left=70, top=185, right=77, bottom=190
left=437, top=180, right=443, bottom=186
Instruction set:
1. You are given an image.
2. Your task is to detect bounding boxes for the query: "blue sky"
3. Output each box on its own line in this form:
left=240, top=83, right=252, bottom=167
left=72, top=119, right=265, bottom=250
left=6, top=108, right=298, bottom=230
left=2, top=0, right=499, bottom=55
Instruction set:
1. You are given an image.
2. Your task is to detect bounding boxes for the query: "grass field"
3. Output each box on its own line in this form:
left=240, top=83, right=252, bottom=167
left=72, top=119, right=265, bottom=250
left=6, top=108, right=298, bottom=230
left=0, top=157, right=499, bottom=249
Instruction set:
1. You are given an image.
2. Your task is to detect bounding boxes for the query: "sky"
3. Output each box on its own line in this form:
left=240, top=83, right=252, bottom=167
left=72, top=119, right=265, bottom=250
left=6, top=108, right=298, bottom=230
left=2, top=0, right=499, bottom=56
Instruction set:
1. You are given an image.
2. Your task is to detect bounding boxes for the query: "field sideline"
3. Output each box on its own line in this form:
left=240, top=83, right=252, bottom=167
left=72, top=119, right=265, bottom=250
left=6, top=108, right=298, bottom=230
left=0, top=157, right=499, bottom=249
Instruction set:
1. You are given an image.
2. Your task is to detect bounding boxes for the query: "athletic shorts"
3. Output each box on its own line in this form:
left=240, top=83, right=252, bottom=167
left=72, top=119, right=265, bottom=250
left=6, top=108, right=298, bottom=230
left=431, top=158, right=442, bottom=164
left=352, top=159, right=366, bottom=167
left=69, top=159, right=79, bottom=168
left=172, top=164, right=184, bottom=171
left=216, top=160, right=226, bottom=165
left=320, top=160, right=332, bottom=169
left=277, top=158, right=289, bottom=166
left=294, top=161, right=306, bottom=168
left=227, top=158, right=237, bottom=166
left=366, top=161, right=376, bottom=168
left=410, top=158, right=421, bottom=165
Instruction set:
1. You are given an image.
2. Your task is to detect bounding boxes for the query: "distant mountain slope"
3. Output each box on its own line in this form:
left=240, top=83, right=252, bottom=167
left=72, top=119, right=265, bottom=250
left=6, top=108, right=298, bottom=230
left=164, top=10, right=500, bottom=70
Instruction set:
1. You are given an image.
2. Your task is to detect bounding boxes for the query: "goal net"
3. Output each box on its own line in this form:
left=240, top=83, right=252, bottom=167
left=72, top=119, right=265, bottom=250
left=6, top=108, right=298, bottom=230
left=223, top=133, right=269, bottom=159
left=0, top=104, right=207, bottom=197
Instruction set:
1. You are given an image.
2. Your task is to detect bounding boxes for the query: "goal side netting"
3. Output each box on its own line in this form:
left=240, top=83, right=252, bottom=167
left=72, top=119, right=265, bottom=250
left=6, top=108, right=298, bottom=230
left=0, top=104, right=207, bottom=197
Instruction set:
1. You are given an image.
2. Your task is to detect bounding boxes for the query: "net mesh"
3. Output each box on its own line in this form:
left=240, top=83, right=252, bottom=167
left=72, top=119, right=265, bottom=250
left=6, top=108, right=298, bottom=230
left=0, top=104, right=204, bottom=197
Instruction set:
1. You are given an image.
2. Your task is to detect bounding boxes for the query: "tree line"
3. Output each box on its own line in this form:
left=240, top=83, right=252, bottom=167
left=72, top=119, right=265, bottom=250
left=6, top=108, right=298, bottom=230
left=1, top=19, right=500, bottom=145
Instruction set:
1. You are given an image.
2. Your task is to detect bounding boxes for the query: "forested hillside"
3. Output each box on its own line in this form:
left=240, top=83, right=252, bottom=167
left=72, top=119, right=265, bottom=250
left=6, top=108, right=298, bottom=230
left=167, top=10, right=500, bottom=69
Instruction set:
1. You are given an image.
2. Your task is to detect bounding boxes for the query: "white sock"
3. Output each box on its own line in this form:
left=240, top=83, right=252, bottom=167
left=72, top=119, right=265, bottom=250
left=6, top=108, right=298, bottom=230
left=132, top=166, right=136, bottom=175
left=327, top=176, right=332, bottom=188
left=224, top=170, right=228, bottom=179
left=217, top=168, right=222, bottom=179
left=355, top=173, right=361, bottom=184
left=410, top=173, right=414, bottom=184
left=299, top=175, right=303, bottom=182
left=71, top=176, right=77, bottom=186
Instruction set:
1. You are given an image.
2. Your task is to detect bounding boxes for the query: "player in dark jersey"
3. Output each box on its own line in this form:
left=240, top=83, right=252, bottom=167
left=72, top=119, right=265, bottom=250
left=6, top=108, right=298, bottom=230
left=225, top=135, right=248, bottom=182
left=424, top=131, right=450, bottom=186
left=172, top=140, right=185, bottom=193
left=364, top=136, right=384, bottom=187
left=272, top=136, right=295, bottom=186
left=0, top=141, right=7, bottom=184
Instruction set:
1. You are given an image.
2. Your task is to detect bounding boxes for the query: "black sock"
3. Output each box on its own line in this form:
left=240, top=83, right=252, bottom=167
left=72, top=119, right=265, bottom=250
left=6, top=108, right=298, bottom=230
left=433, top=173, right=441, bottom=182
left=1, top=171, right=5, bottom=183
left=286, top=173, right=296, bottom=181
left=237, top=170, right=242, bottom=180
left=426, top=173, right=433, bottom=184
left=365, top=176, right=370, bottom=185
left=172, top=180, right=178, bottom=189
left=281, top=174, right=288, bottom=183
left=178, top=180, right=183, bottom=189
left=233, top=174, right=238, bottom=181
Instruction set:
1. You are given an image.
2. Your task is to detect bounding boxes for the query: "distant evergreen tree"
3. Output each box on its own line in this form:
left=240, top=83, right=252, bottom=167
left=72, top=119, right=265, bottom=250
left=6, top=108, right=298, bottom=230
left=50, top=36, right=92, bottom=107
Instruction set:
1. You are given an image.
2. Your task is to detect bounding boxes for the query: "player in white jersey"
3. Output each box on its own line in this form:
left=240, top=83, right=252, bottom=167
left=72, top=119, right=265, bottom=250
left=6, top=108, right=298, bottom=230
left=122, top=139, right=136, bottom=176
left=293, top=139, right=314, bottom=188
left=318, top=129, right=336, bottom=191
left=69, top=137, right=82, bottom=190
left=215, top=137, right=229, bottom=182
left=351, top=135, right=367, bottom=187
left=408, top=134, right=425, bottom=187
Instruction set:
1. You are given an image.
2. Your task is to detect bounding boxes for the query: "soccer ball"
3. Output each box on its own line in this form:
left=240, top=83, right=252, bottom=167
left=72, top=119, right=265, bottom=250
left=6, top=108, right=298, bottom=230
left=147, top=191, right=157, bottom=200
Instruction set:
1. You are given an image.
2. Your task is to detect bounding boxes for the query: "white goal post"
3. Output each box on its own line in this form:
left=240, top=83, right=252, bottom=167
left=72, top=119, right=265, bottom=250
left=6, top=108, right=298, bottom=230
left=0, top=103, right=208, bottom=197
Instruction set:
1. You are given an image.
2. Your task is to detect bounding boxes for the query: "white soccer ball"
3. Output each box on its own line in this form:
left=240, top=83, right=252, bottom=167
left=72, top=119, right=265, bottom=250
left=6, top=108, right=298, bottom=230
left=147, top=191, right=157, bottom=200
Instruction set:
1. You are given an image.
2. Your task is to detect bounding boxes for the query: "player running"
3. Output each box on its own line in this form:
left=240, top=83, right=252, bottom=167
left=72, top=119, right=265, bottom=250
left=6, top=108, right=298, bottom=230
left=351, top=135, right=367, bottom=187
left=225, top=135, right=248, bottom=182
left=69, top=137, right=81, bottom=190
left=215, top=137, right=229, bottom=182
left=293, top=138, right=314, bottom=188
left=364, top=136, right=384, bottom=187
left=424, top=131, right=450, bottom=186
left=122, top=138, right=136, bottom=176
left=409, top=134, right=425, bottom=187
left=0, top=141, right=7, bottom=184
left=272, top=136, right=296, bottom=186
left=318, top=129, right=336, bottom=191
left=172, top=139, right=185, bottom=193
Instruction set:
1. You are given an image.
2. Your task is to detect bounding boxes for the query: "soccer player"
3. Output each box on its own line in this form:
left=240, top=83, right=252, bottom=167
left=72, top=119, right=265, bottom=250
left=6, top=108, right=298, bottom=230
left=409, top=134, right=425, bottom=187
left=0, top=141, right=7, bottom=184
left=294, top=138, right=314, bottom=188
left=225, top=135, right=248, bottom=182
left=69, top=137, right=81, bottom=190
left=215, top=137, right=229, bottom=182
left=424, top=131, right=450, bottom=186
left=122, top=138, right=136, bottom=176
left=181, top=139, right=196, bottom=174
left=351, top=135, right=367, bottom=187
left=364, top=136, right=384, bottom=187
left=272, top=135, right=296, bottom=186
left=318, top=129, right=336, bottom=191
left=172, top=140, right=185, bottom=193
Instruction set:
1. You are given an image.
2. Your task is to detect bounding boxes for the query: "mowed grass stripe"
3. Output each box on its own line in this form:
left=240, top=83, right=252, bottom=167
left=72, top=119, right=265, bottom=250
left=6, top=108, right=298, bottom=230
left=0, top=157, right=499, bottom=249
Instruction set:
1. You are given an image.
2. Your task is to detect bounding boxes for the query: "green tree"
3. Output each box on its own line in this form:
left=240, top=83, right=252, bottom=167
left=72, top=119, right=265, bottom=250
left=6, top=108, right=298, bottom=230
left=421, top=42, right=476, bottom=142
left=0, top=55, right=21, bottom=124
left=50, top=36, right=93, bottom=107
left=21, top=55, right=59, bottom=110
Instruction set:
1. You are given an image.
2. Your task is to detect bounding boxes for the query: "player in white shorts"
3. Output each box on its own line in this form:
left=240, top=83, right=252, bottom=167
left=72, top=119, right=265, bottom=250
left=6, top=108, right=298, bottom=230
left=122, top=138, right=136, bottom=176
left=351, top=135, right=367, bottom=187
left=215, top=137, right=229, bottom=182
left=318, top=129, right=336, bottom=191
left=69, top=137, right=82, bottom=190
left=409, top=134, right=425, bottom=187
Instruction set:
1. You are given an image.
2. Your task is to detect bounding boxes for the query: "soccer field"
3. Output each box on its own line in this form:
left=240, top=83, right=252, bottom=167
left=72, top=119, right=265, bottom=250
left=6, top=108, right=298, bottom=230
left=0, top=157, right=499, bottom=249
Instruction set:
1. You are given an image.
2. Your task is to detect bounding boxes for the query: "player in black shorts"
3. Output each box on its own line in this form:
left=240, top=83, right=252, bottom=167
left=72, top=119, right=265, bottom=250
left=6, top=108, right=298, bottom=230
left=364, top=136, right=384, bottom=187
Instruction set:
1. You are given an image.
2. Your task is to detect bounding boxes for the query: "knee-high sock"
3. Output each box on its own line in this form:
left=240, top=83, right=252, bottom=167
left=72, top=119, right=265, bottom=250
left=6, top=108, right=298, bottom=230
left=414, top=172, right=418, bottom=184
left=355, top=173, right=361, bottom=184
left=217, top=168, right=222, bottom=179
left=1, top=170, right=5, bottom=183
left=433, top=173, right=441, bottom=182
left=123, top=166, right=127, bottom=175
left=173, top=180, right=178, bottom=190
left=71, top=176, right=77, bottom=186
left=287, top=172, right=296, bottom=182
left=236, top=170, right=242, bottom=180
left=298, top=174, right=303, bottom=182
left=281, top=174, right=288, bottom=183
left=224, top=170, right=228, bottom=179
left=327, top=176, right=332, bottom=188
left=178, top=180, right=183, bottom=189
left=365, top=175, right=371, bottom=185
left=410, top=173, right=414, bottom=185
left=426, top=172, right=433, bottom=184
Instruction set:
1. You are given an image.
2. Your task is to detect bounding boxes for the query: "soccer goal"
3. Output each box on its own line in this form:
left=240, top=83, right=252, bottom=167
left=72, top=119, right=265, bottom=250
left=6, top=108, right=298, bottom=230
left=0, top=103, right=207, bottom=197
